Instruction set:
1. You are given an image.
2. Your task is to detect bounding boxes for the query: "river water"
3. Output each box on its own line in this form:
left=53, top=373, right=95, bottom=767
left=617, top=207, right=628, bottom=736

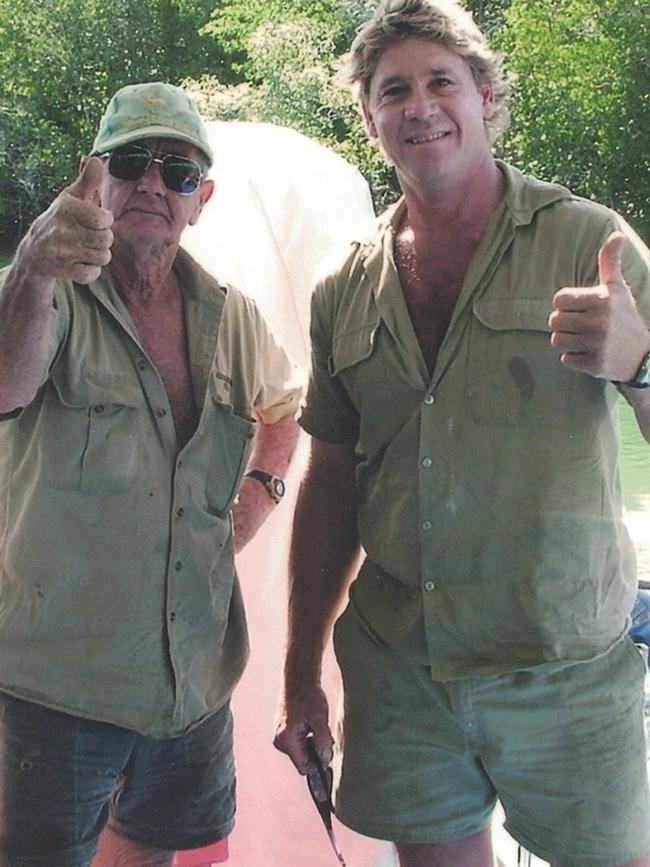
left=621, top=401, right=650, bottom=582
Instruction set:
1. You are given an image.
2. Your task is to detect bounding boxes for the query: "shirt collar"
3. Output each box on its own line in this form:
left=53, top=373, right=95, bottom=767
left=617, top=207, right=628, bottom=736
left=356, top=159, right=573, bottom=274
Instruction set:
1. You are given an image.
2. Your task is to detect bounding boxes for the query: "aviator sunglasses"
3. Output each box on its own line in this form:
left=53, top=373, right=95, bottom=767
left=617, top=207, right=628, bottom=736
left=99, top=144, right=205, bottom=195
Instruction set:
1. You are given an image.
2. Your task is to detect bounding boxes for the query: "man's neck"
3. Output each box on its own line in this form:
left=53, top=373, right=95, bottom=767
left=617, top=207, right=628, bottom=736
left=400, top=158, right=504, bottom=239
left=109, top=240, right=179, bottom=306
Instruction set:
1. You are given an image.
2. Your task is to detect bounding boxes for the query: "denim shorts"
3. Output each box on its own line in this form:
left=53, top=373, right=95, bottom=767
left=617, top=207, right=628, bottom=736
left=333, top=601, right=650, bottom=867
left=0, top=693, right=236, bottom=867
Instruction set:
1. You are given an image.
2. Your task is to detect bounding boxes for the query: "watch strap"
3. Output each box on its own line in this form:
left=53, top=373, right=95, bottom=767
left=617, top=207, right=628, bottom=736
left=244, top=469, right=285, bottom=503
left=614, top=350, right=650, bottom=389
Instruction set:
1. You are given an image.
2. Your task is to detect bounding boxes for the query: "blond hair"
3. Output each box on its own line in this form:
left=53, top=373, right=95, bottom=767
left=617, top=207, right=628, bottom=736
left=345, top=0, right=511, bottom=141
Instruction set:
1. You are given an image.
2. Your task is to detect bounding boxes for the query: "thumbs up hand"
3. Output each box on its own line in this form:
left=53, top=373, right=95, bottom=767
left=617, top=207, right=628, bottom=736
left=18, top=156, right=114, bottom=286
left=549, top=231, right=650, bottom=383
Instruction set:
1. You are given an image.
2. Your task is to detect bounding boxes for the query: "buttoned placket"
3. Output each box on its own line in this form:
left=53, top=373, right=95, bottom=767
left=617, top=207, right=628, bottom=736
left=89, top=270, right=226, bottom=725
left=419, top=391, right=437, bottom=596
left=372, top=200, right=518, bottom=672
left=164, top=274, right=226, bottom=726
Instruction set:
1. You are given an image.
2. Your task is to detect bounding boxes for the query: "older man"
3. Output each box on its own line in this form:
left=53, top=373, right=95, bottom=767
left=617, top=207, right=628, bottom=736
left=0, top=82, right=300, bottom=866
left=274, top=2, right=650, bottom=866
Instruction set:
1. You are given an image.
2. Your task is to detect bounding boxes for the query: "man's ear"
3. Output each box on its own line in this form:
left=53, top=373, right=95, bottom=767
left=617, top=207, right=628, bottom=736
left=360, top=99, right=378, bottom=139
left=480, top=83, right=495, bottom=120
left=190, top=178, right=215, bottom=225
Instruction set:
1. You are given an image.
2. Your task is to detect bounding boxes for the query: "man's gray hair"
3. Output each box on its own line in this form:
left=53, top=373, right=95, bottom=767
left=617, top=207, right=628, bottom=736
left=344, top=0, right=512, bottom=142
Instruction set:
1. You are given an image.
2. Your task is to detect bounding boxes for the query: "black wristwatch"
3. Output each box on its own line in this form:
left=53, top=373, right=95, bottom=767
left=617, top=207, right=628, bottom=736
left=615, top=350, right=650, bottom=389
left=244, top=469, right=286, bottom=504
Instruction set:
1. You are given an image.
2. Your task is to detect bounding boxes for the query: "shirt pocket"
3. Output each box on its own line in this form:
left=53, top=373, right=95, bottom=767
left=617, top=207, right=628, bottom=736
left=203, top=376, right=256, bottom=517
left=465, top=297, right=575, bottom=427
left=328, top=321, right=392, bottom=416
left=329, top=322, right=379, bottom=377
left=46, top=367, right=143, bottom=493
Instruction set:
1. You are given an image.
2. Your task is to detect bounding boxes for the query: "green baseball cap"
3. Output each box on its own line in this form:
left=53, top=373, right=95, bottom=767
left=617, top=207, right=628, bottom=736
left=91, top=82, right=213, bottom=166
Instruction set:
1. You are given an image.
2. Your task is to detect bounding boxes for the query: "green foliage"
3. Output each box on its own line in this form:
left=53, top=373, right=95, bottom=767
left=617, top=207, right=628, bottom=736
left=1, top=0, right=648, bottom=242
left=194, top=0, right=399, bottom=212
left=466, top=0, right=511, bottom=34
left=203, top=0, right=373, bottom=78
left=497, top=0, right=650, bottom=238
left=0, top=0, right=229, bottom=244
left=0, top=106, right=75, bottom=244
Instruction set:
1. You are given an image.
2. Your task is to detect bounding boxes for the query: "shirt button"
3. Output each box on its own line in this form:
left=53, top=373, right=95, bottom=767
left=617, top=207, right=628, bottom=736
left=176, top=507, right=185, bottom=518
left=421, top=457, right=433, bottom=468
left=156, top=407, right=167, bottom=418
left=424, top=395, right=435, bottom=406
left=94, top=405, right=105, bottom=413
left=421, top=520, right=432, bottom=531
left=424, top=580, right=435, bottom=592
left=174, top=561, right=183, bottom=571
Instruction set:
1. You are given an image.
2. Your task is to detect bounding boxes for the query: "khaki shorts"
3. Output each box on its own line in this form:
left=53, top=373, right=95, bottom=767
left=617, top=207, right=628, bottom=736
left=333, top=601, right=650, bottom=867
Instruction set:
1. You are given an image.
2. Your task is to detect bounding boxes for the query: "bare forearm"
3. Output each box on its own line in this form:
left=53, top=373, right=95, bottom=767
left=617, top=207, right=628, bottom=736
left=232, top=414, right=300, bottom=551
left=0, top=252, right=56, bottom=413
left=284, top=448, right=360, bottom=690
left=274, top=438, right=360, bottom=771
left=247, top=413, right=300, bottom=477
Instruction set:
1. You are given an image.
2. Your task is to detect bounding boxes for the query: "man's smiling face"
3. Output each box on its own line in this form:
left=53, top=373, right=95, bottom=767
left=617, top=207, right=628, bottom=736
left=362, top=36, right=495, bottom=196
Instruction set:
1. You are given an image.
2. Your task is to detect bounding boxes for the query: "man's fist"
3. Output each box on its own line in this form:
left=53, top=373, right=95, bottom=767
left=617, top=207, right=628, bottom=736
left=20, top=157, right=114, bottom=286
left=549, top=232, right=650, bottom=383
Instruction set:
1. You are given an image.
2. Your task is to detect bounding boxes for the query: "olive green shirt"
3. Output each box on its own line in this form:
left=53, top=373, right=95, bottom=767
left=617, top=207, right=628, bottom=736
left=0, top=249, right=301, bottom=737
left=302, top=162, right=650, bottom=678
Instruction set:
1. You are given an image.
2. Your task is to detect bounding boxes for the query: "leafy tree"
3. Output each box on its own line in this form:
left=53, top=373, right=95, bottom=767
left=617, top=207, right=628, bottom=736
left=202, top=0, right=373, bottom=78
left=197, top=0, right=511, bottom=211
left=194, top=1, right=399, bottom=212
left=496, top=0, right=650, bottom=238
left=466, top=0, right=511, bottom=33
left=3, top=0, right=648, bottom=245
left=0, top=0, right=229, bottom=245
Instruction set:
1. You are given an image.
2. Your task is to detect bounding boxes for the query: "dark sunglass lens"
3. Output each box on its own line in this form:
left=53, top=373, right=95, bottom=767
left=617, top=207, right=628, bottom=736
left=108, top=148, right=151, bottom=181
left=163, top=157, right=201, bottom=194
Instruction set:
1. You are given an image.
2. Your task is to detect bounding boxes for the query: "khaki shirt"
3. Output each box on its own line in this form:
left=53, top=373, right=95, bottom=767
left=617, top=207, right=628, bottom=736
left=302, top=162, right=650, bottom=678
left=0, top=249, right=301, bottom=736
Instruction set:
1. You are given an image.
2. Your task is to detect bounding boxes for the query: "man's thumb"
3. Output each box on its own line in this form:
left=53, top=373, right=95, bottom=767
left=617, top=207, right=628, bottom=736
left=598, top=231, right=626, bottom=287
left=67, top=156, right=104, bottom=204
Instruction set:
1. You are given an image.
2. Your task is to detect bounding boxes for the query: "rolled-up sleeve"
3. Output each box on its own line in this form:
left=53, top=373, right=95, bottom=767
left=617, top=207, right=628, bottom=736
left=217, top=287, right=303, bottom=425
left=0, top=268, right=70, bottom=420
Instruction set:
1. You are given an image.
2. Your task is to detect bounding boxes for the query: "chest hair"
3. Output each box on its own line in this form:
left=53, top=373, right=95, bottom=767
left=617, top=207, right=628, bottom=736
left=125, top=281, right=198, bottom=449
left=394, top=228, right=480, bottom=373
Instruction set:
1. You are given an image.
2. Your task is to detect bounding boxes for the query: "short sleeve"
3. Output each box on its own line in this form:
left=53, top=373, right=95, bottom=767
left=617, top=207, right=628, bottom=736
left=216, top=287, right=303, bottom=425
left=299, top=281, right=360, bottom=445
left=615, top=215, right=650, bottom=325
left=0, top=267, right=69, bottom=420
left=250, top=317, right=303, bottom=424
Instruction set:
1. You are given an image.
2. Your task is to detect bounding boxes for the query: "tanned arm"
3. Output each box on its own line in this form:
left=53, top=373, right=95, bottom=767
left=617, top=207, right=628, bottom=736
left=0, top=158, right=113, bottom=413
left=274, top=436, right=360, bottom=773
left=232, top=414, right=301, bottom=551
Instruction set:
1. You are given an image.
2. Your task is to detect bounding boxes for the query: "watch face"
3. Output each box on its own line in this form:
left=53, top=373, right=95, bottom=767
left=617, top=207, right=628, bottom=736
left=271, top=478, right=286, bottom=499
